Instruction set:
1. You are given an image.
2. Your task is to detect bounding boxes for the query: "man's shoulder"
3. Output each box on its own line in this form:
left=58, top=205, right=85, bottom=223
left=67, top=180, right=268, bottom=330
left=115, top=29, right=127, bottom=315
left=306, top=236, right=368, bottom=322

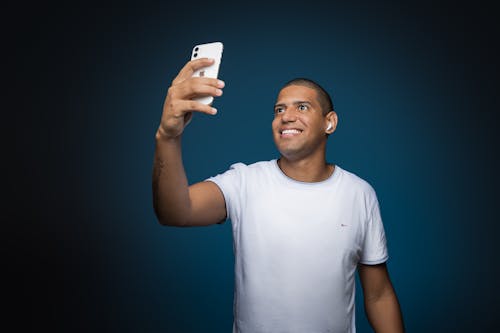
left=228, top=159, right=276, bottom=172
left=207, top=160, right=276, bottom=182
left=336, top=166, right=377, bottom=196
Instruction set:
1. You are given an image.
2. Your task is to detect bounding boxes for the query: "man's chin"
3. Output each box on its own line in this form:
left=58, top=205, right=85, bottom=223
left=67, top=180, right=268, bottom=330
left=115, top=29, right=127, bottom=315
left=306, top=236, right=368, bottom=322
left=276, top=146, right=305, bottom=161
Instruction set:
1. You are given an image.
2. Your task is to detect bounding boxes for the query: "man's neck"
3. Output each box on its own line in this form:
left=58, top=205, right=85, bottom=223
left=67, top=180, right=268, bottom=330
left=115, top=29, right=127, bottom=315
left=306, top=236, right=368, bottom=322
left=277, top=154, right=334, bottom=183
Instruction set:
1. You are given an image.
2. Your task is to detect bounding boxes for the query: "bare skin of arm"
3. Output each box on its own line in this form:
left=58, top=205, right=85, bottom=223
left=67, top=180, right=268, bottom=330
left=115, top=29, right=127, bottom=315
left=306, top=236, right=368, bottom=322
left=152, top=58, right=227, bottom=227
left=358, top=263, right=405, bottom=333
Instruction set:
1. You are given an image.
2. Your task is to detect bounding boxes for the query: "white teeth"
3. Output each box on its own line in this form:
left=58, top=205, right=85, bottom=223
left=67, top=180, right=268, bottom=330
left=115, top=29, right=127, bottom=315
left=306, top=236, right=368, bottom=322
left=281, top=129, right=301, bottom=135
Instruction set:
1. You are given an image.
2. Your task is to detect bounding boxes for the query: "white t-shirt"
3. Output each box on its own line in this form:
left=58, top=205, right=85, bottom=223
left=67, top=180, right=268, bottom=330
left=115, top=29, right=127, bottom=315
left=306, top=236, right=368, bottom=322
left=207, top=160, right=388, bottom=333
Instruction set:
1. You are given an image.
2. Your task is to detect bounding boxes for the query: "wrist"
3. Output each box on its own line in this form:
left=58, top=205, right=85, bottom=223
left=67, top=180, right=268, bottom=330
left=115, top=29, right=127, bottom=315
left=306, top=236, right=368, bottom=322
left=155, top=127, right=181, bottom=143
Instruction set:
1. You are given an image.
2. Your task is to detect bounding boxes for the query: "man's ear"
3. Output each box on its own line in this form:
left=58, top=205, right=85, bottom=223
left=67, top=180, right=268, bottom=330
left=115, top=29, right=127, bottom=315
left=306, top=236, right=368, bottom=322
left=325, top=111, right=338, bottom=134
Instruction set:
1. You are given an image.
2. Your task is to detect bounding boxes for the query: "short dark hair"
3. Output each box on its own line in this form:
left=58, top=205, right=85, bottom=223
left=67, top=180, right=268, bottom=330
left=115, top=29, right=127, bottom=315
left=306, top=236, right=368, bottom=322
left=281, top=78, right=334, bottom=115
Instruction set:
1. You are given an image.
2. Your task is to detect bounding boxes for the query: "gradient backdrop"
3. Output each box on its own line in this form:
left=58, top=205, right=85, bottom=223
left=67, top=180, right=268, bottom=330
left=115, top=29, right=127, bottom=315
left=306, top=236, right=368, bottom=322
left=7, top=1, right=499, bottom=332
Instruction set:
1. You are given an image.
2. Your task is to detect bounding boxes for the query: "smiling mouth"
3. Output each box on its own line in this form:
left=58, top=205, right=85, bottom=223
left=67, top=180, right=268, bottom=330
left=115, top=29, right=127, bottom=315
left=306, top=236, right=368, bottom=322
left=280, top=129, right=303, bottom=137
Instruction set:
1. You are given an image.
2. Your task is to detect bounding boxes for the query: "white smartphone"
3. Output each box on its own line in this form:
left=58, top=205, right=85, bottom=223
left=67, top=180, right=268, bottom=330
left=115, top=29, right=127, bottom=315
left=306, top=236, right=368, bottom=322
left=190, top=41, right=224, bottom=105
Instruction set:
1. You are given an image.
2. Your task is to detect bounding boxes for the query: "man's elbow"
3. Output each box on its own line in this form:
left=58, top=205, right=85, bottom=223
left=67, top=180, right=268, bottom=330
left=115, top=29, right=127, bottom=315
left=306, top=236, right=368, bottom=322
left=153, top=207, right=190, bottom=227
left=152, top=192, right=189, bottom=226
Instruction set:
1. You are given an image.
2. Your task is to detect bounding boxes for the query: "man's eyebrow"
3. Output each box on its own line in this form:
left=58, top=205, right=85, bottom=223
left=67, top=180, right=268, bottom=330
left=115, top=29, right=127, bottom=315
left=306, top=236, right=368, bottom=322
left=293, top=101, right=312, bottom=106
left=274, top=101, right=312, bottom=108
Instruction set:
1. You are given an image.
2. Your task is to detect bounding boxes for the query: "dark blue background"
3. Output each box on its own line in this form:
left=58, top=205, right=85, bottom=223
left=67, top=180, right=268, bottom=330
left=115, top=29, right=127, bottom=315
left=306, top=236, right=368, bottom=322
left=7, top=1, right=499, bottom=332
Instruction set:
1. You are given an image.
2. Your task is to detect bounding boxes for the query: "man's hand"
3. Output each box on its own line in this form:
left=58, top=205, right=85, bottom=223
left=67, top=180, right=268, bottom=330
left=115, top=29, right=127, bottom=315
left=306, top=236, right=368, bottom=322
left=157, top=58, right=225, bottom=140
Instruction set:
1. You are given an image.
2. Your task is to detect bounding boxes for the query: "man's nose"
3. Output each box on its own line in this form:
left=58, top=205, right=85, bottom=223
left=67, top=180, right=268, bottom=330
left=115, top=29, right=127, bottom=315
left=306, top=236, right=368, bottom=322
left=281, top=108, right=297, bottom=122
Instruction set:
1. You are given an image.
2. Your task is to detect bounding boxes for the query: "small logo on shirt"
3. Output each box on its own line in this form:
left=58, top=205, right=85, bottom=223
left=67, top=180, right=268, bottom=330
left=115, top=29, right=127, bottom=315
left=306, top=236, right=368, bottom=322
left=341, top=224, right=348, bottom=227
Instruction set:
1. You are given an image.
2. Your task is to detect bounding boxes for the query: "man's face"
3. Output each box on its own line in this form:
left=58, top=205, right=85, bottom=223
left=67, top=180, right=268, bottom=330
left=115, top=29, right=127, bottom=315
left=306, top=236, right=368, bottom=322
left=272, top=85, right=328, bottom=161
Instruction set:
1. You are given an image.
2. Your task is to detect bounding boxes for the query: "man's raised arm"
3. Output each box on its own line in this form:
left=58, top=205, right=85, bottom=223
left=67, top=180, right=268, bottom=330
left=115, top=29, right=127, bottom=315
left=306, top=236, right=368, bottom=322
left=152, top=58, right=227, bottom=227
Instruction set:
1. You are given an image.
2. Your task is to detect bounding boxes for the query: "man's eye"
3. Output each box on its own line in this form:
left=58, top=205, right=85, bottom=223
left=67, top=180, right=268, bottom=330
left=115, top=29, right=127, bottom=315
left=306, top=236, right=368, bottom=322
left=298, top=104, right=308, bottom=111
left=275, top=107, right=284, bottom=114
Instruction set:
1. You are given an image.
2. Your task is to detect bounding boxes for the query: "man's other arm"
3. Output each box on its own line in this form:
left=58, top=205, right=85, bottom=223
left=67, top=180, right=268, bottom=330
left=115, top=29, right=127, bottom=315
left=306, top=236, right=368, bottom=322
left=358, top=263, right=405, bottom=333
left=152, top=58, right=227, bottom=227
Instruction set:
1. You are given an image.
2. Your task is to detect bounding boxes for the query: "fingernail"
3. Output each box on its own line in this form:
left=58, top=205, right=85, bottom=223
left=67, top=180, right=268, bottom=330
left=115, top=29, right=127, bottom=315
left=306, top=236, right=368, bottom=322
left=217, top=80, right=225, bottom=88
left=211, top=108, right=217, bottom=114
left=216, top=89, right=223, bottom=96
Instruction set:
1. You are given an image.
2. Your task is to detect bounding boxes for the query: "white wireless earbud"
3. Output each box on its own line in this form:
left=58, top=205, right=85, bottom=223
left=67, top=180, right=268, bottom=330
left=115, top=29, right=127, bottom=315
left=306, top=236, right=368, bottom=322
left=326, top=122, right=333, bottom=131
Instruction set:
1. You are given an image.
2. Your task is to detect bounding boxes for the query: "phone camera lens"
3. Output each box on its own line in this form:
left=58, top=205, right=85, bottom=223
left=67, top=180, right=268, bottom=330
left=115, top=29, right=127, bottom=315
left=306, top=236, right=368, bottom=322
left=195, top=47, right=199, bottom=51
left=194, top=53, right=198, bottom=57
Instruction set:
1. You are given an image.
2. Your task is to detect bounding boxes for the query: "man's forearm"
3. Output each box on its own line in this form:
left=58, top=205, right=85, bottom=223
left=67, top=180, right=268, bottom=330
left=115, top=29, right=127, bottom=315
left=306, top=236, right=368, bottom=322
left=364, top=291, right=405, bottom=333
left=152, top=132, right=191, bottom=226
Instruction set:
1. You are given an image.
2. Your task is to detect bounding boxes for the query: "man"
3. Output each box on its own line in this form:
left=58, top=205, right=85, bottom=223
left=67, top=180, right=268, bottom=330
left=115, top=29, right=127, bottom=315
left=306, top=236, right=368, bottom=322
left=153, top=57, right=405, bottom=332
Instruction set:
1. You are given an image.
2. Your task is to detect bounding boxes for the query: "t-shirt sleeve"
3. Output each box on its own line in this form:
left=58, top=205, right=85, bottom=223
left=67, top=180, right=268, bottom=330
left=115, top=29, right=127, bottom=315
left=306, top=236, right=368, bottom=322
left=359, top=195, right=389, bottom=265
left=205, top=162, right=245, bottom=224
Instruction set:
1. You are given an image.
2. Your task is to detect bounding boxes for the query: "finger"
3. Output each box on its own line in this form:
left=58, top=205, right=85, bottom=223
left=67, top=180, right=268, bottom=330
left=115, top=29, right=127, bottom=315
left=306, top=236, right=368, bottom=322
left=173, top=58, right=216, bottom=84
left=172, top=78, right=224, bottom=99
left=191, top=76, right=225, bottom=88
left=172, top=99, right=218, bottom=116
